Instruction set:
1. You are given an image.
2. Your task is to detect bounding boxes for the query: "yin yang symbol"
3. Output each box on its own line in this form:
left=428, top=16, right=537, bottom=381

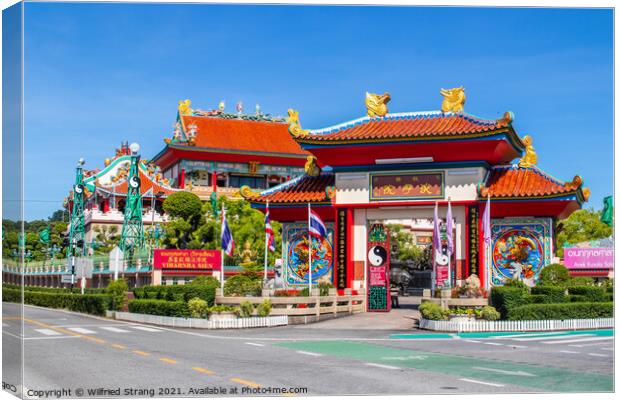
left=74, top=184, right=83, bottom=194
left=129, top=176, right=141, bottom=188
left=368, top=245, right=387, bottom=267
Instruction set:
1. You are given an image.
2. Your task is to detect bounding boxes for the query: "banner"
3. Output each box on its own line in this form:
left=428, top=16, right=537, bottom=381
left=336, top=209, right=348, bottom=289
left=564, top=248, right=614, bottom=270
left=153, top=249, right=221, bottom=271
left=370, top=172, right=444, bottom=201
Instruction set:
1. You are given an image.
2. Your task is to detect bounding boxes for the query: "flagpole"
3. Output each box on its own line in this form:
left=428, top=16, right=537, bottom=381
left=263, top=201, right=269, bottom=283
left=307, top=203, right=312, bottom=295
left=220, top=204, right=225, bottom=293
left=432, top=201, right=437, bottom=296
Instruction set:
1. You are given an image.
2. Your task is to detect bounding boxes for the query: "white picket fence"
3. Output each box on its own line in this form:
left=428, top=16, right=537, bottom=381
left=419, top=317, right=614, bottom=332
left=113, top=311, right=288, bottom=329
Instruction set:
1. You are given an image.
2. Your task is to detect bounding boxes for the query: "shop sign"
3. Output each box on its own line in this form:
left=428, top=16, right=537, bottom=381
left=370, top=172, right=444, bottom=201
left=153, top=249, right=221, bottom=271
left=564, top=248, right=614, bottom=270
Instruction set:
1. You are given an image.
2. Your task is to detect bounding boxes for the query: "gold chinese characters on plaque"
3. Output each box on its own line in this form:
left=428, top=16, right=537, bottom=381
left=370, top=172, right=444, bottom=201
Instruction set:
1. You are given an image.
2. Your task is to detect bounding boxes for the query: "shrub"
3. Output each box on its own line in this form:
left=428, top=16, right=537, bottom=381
left=419, top=301, right=447, bottom=320
left=128, top=299, right=189, bottom=317
left=187, top=297, right=209, bottom=318
left=239, top=300, right=255, bottom=318
left=318, top=282, right=334, bottom=296
left=224, top=275, right=261, bottom=297
left=567, top=286, right=606, bottom=302
left=273, top=289, right=302, bottom=297
left=133, top=287, right=145, bottom=299
left=188, top=276, right=220, bottom=288
left=566, top=277, right=595, bottom=287
left=530, top=286, right=567, bottom=303
left=489, top=286, right=531, bottom=319
left=507, top=302, right=613, bottom=320
left=256, top=299, right=272, bottom=317
left=503, top=278, right=529, bottom=291
left=209, top=304, right=237, bottom=314
left=106, top=278, right=128, bottom=311
left=604, top=293, right=613, bottom=302
left=2, top=288, right=21, bottom=303
left=538, top=264, right=570, bottom=286
left=568, top=295, right=587, bottom=303
left=480, top=306, right=500, bottom=321
left=135, top=284, right=216, bottom=306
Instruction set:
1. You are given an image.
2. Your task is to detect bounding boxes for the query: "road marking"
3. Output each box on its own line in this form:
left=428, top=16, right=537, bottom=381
left=192, top=367, right=215, bottom=375
left=2, top=322, right=9, bottom=327
left=131, top=326, right=162, bottom=332
left=132, top=350, right=150, bottom=356
left=159, top=357, right=178, bottom=364
left=365, top=363, right=400, bottom=370
left=545, top=337, right=612, bottom=345
left=490, top=331, right=568, bottom=339
left=245, top=342, right=265, bottom=347
left=459, top=378, right=504, bottom=387
left=296, top=350, right=322, bottom=357
left=23, top=336, right=80, bottom=341
left=230, top=378, right=261, bottom=388
left=67, top=327, right=96, bottom=334
left=509, top=345, right=528, bottom=349
left=463, top=339, right=482, bottom=343
left=601, top=348, right=613, bottom=351
left=587, top=353, right=608, bottom=357
left=567, top=341, right=615, bottom=348
left=34, top=328, right=62, bottom=336
left=513, top=334, right=594, bottom=342
left=82, top=336, right=106, bottom=344
left=483, top=342, right=503, bottom=346
left=111, top=344, right=127, bottom=349
left=473, top=366, right=534, bottom=377
left=559, top=350, right=580, bottom=354
left=100, top=327, right=131, bottom=333
left=382, top=355, right=428, bottom=360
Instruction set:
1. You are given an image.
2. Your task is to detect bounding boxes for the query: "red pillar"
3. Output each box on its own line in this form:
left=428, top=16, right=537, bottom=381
left=179, top=168, right=186, bottom=189
left=212, top=171, right=218, bottom=192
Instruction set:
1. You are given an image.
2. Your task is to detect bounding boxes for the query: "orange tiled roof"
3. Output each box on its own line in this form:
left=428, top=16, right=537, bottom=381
left=296, top=111, right=515, bottom=143
left=98, top=167, right=180, bottom=198
left=182, top=115, right=309, bottom=156
left=480, top=165, right=586, bottom=199
left=242, top=173, right=335, bottom=204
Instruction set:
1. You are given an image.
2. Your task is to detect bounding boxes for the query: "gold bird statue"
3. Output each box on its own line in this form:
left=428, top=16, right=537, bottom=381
left=365, top=92, right=391, bottom=118
left=288, top=109, right=310, bottom=137
left=304, top=155, right=321, bottom=177
left=178, top=99, right=193, bottom=116
left=440, top=87, right=466, bottom=113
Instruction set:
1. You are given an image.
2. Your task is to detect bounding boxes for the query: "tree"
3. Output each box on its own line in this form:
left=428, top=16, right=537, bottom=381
left=556, top=208, right=613, bottom=257
left=538, top=263, right=570, bottom=286
left=163, top=191, right=203, bottom=220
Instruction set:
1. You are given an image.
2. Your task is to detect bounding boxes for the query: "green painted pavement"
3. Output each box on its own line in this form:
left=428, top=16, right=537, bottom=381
left=390, top=329, right=614, bottom=339
left=277, top=340, right=613, bottom=392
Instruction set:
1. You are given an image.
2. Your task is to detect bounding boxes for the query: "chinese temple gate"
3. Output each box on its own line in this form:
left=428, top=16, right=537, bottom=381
left=242, top=89, right=589, bottom=293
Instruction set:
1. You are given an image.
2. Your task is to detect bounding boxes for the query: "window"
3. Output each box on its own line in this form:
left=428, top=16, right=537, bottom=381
left=229, top=175, right=266, bottom=189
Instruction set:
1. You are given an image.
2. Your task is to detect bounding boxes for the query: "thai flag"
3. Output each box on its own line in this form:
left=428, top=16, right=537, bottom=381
left=309, top=207, right=327, bottom=239
left=265, top=205, right=276, bottom=252
left=221, top=207, right=234, bottom=257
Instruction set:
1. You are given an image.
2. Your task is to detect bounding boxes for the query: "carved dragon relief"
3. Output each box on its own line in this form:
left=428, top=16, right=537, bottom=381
left=287, top=109, right=310, bottom=137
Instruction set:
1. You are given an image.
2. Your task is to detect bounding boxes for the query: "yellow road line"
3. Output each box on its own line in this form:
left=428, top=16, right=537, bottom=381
left=82, top=336, right=106, bottom=344
left=159, top=357, right=178, bottom=364
left=132, top=350, right=150, bottom=357
left=230, top=378, right=261, bottom=388
left=192, top=367, right=215, bottom=375
left=111, top=344, right=127, bottom=350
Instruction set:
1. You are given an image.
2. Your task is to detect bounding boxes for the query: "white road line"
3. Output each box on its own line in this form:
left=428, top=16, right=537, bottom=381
left=473, top=367, right=534, bottom=377
left=100, top=327, right=131, bottom=333
left=245, top=342, right=265, bottom=347
left=587, top=353, right=608, bottom=357
left=131, top=326, right=162, bottom=332
left=296, top=351, right=322, bottom=357
left=545, top=337, right=612, bottom=345
left=513, top=334, right=593, bottom=342
left=2, top=330, right=23, bottom=339
left=459, top=378, right=504, bottom=387
left=34, top=328, right=62, bottom=336
left=365, top=363, right=400, bottom=370
left=484, top=342, right=503, bottom=346
left=2, top=322, right=9, bottom=327
left=559, top=350, right=580, bottom=354
left=568, top=341, right=615, bottom=348
left=463, top=339, right=482, bottom=343
left=24, top=336, right=80, bottom=341
left=601, top=348, right=613, bottom=351
left=490, top=331, right=568, bottom=339
left=67, top=327, right=96, bottom=334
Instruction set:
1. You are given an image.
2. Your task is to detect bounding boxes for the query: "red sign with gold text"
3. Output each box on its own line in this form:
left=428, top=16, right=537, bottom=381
left=370, top=172, right=444, bottom=200
left=153, top=249, right=221, bottom=271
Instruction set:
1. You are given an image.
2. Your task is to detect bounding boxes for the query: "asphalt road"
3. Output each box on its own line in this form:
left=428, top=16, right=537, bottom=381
left=2, top=302, right=614, bottom=398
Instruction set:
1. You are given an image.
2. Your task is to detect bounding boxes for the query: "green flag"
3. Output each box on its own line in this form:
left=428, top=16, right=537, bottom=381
left=39, top=228, right=50, bottom=244
left=601, top=196, right=613, bottom=227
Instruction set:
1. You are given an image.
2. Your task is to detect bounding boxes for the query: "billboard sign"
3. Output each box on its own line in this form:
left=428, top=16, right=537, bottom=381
left=563, top=248, right=614, bottom=270
left=153, top=249, right=221, bottom=271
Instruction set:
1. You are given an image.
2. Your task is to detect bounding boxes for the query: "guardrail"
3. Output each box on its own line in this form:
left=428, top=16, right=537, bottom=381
left=113, top=311, right=288, bottom=329
left=215, top=292, right=366, bottom=317
left=419, top=317, right=615, bottom=332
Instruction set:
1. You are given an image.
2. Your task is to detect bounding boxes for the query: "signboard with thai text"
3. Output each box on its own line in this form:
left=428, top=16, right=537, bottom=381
left=564, top=248, right=614, bottom=270
left=153, top=249, right=221, bottom=271
left=370, top=171, right=444, bottom=201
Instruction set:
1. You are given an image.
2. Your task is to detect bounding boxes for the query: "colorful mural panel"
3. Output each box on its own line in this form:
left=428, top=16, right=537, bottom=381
left=490, top=218, right=552, bottom=287
left=283, top=222, right=334, bottom=286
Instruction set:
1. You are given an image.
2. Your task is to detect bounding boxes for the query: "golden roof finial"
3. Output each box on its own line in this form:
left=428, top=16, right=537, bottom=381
left=287, top=109, right=310, bottom=137
left=518, top=135, right=538, bottom=168
left=440, top=87, right=466, bottom=113
left=239, top=185, right=261, bottom=199
left=304, top=155, right=321, bottom=177
left=178, top=99, right=194, bottom=116
left=582, top=187, right=590, bottom=201
left=365, top=92, right=391, bottom=118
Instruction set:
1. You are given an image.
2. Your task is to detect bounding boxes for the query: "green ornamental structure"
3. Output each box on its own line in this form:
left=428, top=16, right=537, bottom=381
left=66, top=158, right=86, bottom=258
left=119, top=143, right=146, bottom=265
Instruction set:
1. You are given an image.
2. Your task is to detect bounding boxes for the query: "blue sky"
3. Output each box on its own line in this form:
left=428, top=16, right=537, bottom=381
left=21, top=3, right=613, bottom=220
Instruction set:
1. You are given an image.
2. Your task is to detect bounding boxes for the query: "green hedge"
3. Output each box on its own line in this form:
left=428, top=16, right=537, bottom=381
left=128, top=299, right=189, bottom=317
left=489, top=286, right=531, bottom=319
left=2, top=288, right=111, bottom=316
left=3, top=284, right=107, bottom=294
left=567, top=286, right=606, bottom=302
left=507, top=302, right=613, bottom=320
left=568, top=295, right=587, bottom=303
left=133, top=285, right=216, bottom=306
left=530, top=286, right=567, bottom=303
